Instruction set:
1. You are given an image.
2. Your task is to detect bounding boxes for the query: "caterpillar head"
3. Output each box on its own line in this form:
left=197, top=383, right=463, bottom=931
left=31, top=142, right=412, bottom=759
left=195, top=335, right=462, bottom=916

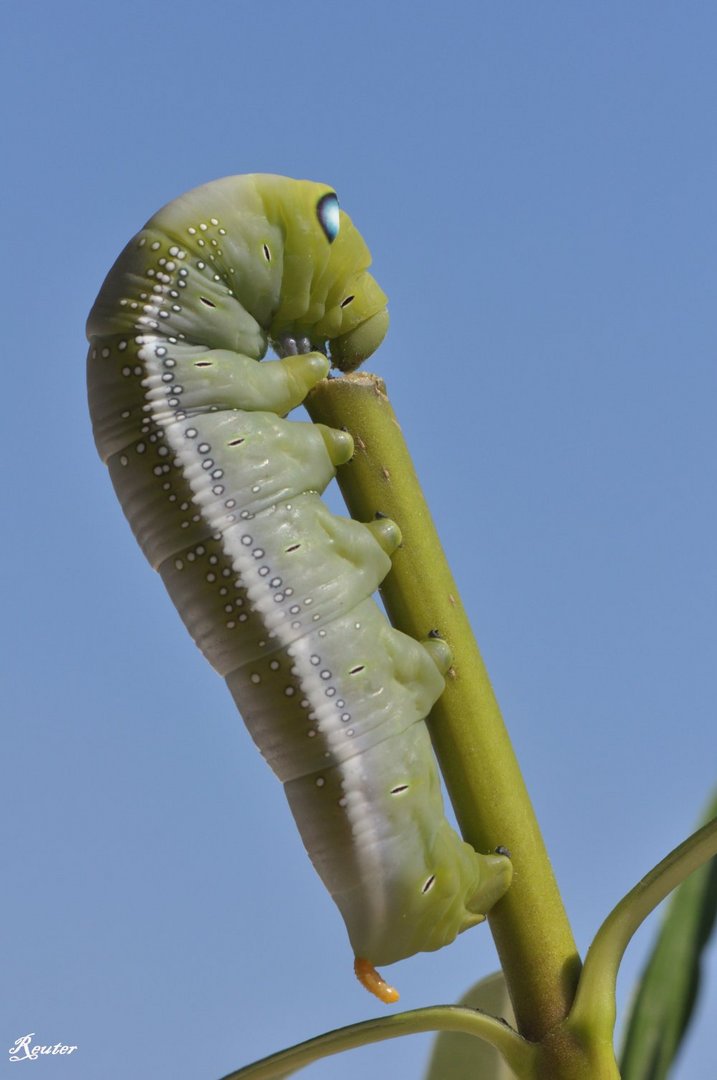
left=262, top=177, right=389, bottom=371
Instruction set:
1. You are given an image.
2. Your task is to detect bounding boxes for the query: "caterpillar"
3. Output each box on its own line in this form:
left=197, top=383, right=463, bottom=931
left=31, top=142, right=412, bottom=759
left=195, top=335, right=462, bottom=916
left=86, top=174, right=512, bottom=1002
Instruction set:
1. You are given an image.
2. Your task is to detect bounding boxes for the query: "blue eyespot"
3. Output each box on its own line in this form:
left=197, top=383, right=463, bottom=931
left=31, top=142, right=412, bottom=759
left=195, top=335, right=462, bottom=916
left=317, top=192, right=340, bottom=243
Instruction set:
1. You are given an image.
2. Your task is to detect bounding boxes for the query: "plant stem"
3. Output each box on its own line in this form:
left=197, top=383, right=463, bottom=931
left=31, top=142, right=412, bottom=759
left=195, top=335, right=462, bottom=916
left=306, top=373, right=581, bottom=1041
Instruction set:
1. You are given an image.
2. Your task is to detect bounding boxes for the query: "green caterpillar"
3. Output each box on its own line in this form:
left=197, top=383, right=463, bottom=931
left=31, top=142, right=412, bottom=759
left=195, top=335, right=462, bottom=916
left=86, top=174, right=512, bottom=1002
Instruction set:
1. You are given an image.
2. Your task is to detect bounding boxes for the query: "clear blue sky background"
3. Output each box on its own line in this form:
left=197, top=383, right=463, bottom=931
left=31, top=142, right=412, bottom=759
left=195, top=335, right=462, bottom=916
left=2, top=3, right=715, bottom=1077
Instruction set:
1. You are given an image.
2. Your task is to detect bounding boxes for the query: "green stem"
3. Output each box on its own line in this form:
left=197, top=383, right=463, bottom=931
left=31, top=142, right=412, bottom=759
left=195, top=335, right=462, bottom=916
left=219, top=1005, right=535, bottom=1080
left=306, top=373, right=581, bottom=1041
left=569, top=817, right=717, bottom=1043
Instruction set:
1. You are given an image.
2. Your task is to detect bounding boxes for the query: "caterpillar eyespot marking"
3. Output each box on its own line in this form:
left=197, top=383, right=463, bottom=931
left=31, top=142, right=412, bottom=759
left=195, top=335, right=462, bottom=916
left=86, top=173, right=512, bottom=1000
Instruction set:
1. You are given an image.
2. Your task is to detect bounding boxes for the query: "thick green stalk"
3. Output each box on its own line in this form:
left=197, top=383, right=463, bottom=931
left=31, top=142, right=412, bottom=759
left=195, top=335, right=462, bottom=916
left=306, top=373, right=581, bottom=1041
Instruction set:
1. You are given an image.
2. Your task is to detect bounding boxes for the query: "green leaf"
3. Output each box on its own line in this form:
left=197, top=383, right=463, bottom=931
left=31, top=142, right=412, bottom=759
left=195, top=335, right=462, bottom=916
left=423, top=972, right=519, bottom=1080
left=568, top=807, right=717, bottom=1051
left=221, top=1003, right=533, bottom=1080
left=619, top=789, right=717, bottom=1080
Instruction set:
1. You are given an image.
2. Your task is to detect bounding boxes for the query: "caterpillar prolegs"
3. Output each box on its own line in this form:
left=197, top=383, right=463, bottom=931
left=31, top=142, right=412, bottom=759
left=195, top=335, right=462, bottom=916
left=86, top=174, right=512, bottom=1001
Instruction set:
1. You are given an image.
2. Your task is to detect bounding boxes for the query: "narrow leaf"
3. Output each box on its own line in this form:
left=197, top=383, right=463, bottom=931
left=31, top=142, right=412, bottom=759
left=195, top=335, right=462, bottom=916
left=620, top=789, right=717, bottom=1080
left=424, top=972, right=519, bottom=1080
left=569, top=811, right=717, bottom=1045
left=220, top=1003, right=533, bottom=1080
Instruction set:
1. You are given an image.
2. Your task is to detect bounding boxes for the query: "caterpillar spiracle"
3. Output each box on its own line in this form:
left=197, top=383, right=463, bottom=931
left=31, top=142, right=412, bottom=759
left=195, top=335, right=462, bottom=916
left=86, top=174, right=512, bottom=1003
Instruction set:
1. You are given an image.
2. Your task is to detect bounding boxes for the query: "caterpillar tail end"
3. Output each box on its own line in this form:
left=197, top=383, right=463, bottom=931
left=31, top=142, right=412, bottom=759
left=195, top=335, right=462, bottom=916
left=354, top=957, right=400, bottom=1004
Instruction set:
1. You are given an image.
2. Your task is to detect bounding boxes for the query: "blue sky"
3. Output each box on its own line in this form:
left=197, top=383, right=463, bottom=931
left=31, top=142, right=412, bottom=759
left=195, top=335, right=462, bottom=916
left=2, top=2, right=716, bottom=1077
